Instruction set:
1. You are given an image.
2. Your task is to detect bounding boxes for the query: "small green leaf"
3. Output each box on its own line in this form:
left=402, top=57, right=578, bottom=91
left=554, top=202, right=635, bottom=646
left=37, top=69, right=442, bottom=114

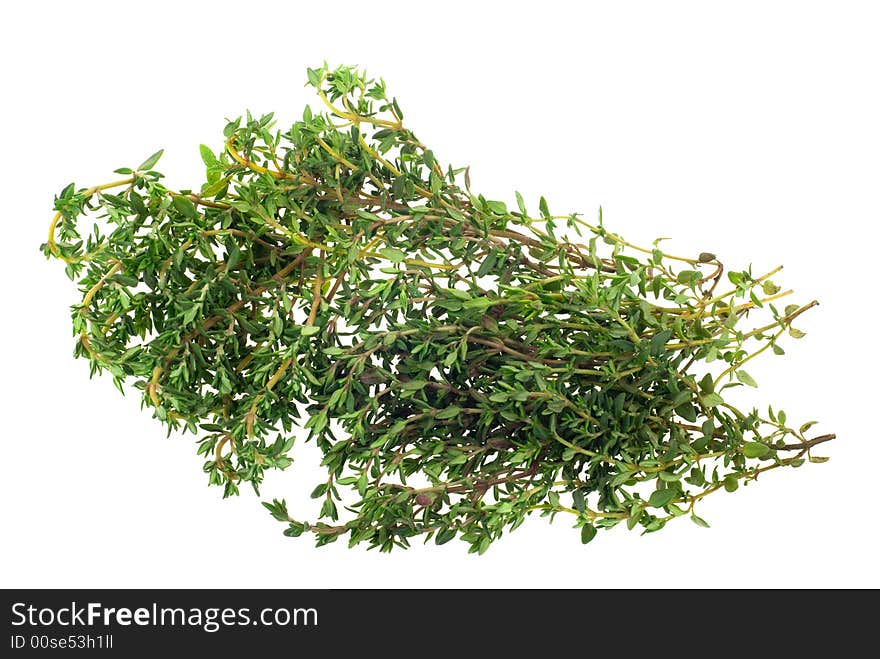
left=226, top=242, right=240, bottom=271
left=171, top=195, right=198, bottom=220
left=572, top=490, right=585, bottom=514
left=676, top=270, right=700, bottom=285
left=435, top=528, right=456, bottom=545
left=201, top=177, right=228, bottom=197
left=400, top=379, right=427, bottom=390
left=736, top=370, right=758, bottom=387
left=702, top=393, right=724, bottom=407
left=627, top=504, right=645, bottom=530
left=648, top=489, right=677, bottom=508
left=580, top=524, right=597, bottom=544
left=138, top=149, right=164, bottom=171
left=301, top=325, right=321, bottom=337
left=690, top=514, right=710, bottom=528
left=435, top=406, right=461, bottom=420
left=379, top=247, right=406, bottom=263
left=283, top=522, right=304, bottom=537
left=743, top=442, right=770, bottom=458
left=649, top=329, right=672, bottom=354
left=799, top=421, right=818, bottom=434
left=199, top=144, right=219, bottom=167
left=515, top=191, right=527, bottom=216
left=539, top=196, right=550, bottom=219
left=762, top=280, right=781, bottom=295
left=461, top=298, right=496, bottom=310
left=698, top=372, right=714, bottom=394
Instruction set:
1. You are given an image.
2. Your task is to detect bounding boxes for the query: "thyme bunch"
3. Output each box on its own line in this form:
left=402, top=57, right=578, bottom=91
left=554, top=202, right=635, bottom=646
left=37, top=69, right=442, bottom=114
left=44, top=64, right=833, bottom=552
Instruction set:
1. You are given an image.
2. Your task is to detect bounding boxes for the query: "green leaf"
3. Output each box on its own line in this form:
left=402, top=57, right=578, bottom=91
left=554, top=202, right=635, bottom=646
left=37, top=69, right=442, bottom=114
left=226, top=242, right=240, bottom=271
left=736, top=370, right=758, bottom=387
left=476, top=250, right=498, bottom=277
left=671, top=390, right=692, bottom=408
left=701, top=393, right=724, bottom=407
left=627, top=504, right=645, bottom=530
left=515, top=191, right=527, bottom=216
left=539, top=196, right=550, bottom=219
left=761, top=280, right=781, bottom=295
left=572, top=490, right=585, bottom=514
left=743, top=442, right=770, bottom=459
left=676, top=403, right=698, bottom=423
left=199, top=144, right=219, bottom=167
left=435, top=528, right=456, bottom=545
left=201, top=177, right=228, bottom=197
left=435, top=406, right=461, bottom=420
left=444, top=287, right=472, bottom=301
left=799, top=421, right=818, bottom=434
left=283, top=522, right=304, bottom=537
left=649, top=329, right=672, bottom=354
left=182, top=303, right=201, bottom=325
left=580, top=524, right=597, bottom=544
left=699, top=372, right=714, bottom=394
left=400, top=379, right=427, bottom=390
left=676, top=270, right=700, bottom=285
left=379, top=247, right=406, bottom=263
left=461, top=298, right=496, bottom=310
left=301, top=325, right=321, bottom=337
left=138, top=149, right=164, bottom=171
left=486, top=200, right=507, bottom=215
left=648, top=489, right=677, bottom=508
left=171, top=195, right=198, bottom=220
left=690, top=514, right=710, bottom=528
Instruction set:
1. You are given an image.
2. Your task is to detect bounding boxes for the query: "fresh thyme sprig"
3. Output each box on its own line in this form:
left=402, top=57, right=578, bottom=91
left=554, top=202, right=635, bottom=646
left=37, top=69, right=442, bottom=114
left=44, top=64, right=833, bottom=552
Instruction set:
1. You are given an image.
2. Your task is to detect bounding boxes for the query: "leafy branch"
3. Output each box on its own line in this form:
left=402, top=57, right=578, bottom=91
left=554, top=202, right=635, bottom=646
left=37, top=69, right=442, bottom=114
left=44, top=63, right=834, bottom=552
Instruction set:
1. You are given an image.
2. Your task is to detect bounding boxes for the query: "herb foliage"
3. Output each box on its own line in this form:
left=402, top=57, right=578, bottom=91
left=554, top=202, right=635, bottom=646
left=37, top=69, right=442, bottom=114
left=44, top=65, right=833, bottom=552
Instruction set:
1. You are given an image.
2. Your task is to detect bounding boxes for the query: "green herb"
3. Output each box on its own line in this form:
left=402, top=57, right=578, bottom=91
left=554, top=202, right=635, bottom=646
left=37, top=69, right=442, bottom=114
left=43, top=64, right=834, bottom=552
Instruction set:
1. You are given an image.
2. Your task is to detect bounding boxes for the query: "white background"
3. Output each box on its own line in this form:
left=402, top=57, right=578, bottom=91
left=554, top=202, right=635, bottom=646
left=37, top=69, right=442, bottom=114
left=1, top=1, right=877, bottom=588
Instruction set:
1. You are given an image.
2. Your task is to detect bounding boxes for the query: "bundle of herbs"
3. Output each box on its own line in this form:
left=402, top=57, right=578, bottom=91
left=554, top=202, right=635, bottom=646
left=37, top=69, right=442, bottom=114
left=44, top=64, right=833, bottom=552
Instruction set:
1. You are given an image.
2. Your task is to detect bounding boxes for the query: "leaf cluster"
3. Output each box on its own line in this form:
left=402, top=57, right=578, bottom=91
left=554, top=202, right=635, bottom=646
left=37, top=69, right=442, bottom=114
left=44, top=64, right=833, bottom=552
